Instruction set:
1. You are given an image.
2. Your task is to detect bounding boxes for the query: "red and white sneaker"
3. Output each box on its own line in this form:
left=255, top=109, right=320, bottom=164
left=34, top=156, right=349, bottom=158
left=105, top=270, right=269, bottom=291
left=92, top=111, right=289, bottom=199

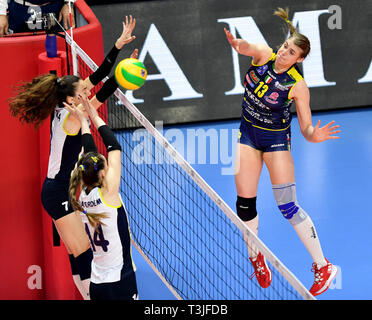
left=309, top=258, right=338, bottom=296
left=249, top=252, right=272, bottom=288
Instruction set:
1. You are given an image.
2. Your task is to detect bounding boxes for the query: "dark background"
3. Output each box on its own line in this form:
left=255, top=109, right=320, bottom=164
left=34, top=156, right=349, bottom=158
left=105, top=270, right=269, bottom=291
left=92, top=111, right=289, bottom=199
left=87, top=0, right=372, bottom=128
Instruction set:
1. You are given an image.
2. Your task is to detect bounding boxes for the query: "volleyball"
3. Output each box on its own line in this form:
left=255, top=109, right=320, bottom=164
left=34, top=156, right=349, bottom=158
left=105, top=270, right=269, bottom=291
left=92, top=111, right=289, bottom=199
left=114, top=58, right=147, bottom=90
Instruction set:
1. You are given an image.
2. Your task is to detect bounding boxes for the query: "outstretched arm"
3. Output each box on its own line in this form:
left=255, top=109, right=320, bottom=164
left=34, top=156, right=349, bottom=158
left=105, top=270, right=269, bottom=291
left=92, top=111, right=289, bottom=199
left=87, top=47, right=139, bottom=110
left=65, top=16, right=138, bottom=134
left=292, top=80, right=340, bottom=143
left=64, top=47, right=138, bottom=134
left=224, top=27, right=272, bottom=63
left=81, top=97, right=122, bottom=195
left=83, top=15, right=137, bottom=90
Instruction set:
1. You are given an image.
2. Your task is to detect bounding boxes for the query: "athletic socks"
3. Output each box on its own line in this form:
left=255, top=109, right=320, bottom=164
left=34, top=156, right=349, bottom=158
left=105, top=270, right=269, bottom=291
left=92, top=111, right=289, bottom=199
left=243, top=213, right=328, bottom=268
left=292, top=216, right=327, bottom=268
left=244, top=215, right=259, bottom=260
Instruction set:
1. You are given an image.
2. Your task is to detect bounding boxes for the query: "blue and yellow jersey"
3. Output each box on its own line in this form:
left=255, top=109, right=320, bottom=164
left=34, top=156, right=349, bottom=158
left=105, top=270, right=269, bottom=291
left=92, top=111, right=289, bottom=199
left=242, top=49, right=303, bottom=130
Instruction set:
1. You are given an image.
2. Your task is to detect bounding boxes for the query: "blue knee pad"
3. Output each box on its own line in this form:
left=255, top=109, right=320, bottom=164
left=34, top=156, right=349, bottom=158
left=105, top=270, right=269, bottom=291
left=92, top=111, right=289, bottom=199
left=272, top=183, right=308, bottom=225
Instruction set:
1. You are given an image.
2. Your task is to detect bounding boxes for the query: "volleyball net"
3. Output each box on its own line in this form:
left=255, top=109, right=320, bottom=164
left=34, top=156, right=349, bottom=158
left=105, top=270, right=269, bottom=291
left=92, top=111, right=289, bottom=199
left=64, top=22, right=314, bottom=300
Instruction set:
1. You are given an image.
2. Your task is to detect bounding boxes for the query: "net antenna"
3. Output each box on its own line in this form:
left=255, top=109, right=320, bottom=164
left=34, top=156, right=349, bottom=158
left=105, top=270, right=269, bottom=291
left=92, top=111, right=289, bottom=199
left=68, top=1, right=78, bottom=75
left=62, top=28, right=315, bottom=301
left=52, top=2, right=78, bottom=75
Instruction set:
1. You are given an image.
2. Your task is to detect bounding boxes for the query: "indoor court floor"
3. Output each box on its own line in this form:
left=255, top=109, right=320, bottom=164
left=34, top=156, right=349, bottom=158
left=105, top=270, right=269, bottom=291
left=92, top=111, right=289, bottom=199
left=127, top=107, right=372, bottom=300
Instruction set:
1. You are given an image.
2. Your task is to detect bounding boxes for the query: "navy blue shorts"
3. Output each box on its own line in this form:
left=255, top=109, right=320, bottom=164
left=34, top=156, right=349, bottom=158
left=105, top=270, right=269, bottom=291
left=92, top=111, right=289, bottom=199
left=90, top=270, right=138, bottom=300
left=41, top=178, right=74, bottom=221
left=238, top=116, right=291, bottom=152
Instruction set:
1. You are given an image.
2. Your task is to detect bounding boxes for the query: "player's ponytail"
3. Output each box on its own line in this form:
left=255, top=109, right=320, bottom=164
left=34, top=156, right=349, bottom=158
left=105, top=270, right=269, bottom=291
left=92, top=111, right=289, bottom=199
left=69, top=153, right=108, bottom=231
left=274, top=7, right=297, bottom=36
left=9, top=74, right=80, bottom=128
left=274, top=7, right=311, bottom=58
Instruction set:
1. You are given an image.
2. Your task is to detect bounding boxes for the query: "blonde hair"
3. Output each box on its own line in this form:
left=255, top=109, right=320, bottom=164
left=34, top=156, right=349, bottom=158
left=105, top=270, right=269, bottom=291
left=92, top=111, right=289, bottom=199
left=274, top=7, right=311, bottom=58
left=69, top=152, right=108, bottom=231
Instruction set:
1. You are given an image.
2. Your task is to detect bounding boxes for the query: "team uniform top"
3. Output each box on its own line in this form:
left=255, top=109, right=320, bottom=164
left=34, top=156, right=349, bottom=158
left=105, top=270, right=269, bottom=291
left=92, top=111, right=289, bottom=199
left=242, top=48, right=303, bottom=131
left=47, top=107, right=81, bottom=181
left=79, top=187, right=134, bottom=284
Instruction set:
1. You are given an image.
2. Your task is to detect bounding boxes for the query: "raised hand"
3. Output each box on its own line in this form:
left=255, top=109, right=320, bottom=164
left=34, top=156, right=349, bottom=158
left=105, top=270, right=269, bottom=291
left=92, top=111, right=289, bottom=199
left=59, top=4, right=76, bottom=29
left=311, top=120, right=340, bottom=142
left=63, top=100, right=85, bottom=121
left=224, top=27, right=233, bottom=42
left=130, top=48, right=139, bottom=59
left=116, top=15, right=136, bottom=49
left=224, top=27, right=237, bottom=49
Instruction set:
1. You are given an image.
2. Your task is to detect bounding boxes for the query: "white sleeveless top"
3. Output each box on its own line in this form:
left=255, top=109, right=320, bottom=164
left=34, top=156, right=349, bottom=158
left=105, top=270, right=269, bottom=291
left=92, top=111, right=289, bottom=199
left=79, top=186, right=134, bottom=284
left=47, top=107, right=81, bottom=181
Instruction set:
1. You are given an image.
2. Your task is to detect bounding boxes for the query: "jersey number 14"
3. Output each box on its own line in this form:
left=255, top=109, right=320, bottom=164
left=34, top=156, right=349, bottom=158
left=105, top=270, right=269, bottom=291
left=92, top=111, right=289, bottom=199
left=84, top=223, right=110, bottom=252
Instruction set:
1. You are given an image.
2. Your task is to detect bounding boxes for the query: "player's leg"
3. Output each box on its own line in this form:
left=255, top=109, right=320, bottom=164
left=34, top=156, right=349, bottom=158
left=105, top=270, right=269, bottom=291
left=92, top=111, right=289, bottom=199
left=263, top=150, right=327, bottom=263
left=41, top=179, right=92, bottom=299
left=60, top=235, right=91, bottom=300
left=235, top=143, right=272, bottom=288
left=54, top=211, right=93, bottom=299
left=263, top=150, right=337, bottom=296
left=235, top=142, right=263, bottom=259
left=235, top=123, right=272, bottom=289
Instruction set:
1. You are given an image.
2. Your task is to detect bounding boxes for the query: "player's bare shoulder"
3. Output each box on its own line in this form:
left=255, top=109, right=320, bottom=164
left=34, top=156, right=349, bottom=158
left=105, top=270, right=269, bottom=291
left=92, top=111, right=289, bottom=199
left=251, top=43, right=273, bottom=65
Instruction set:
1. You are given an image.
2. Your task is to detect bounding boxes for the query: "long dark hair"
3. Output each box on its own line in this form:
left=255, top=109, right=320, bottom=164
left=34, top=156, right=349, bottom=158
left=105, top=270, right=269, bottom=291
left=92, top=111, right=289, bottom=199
left=274, top=7, right=311, bottom=58
left=69, top=151, right=108, bottom=231
left=9, top=74, right=80, bottom=127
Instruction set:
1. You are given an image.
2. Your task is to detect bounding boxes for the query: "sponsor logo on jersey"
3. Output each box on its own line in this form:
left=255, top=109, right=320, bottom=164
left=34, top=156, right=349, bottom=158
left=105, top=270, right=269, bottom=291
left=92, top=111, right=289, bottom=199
left=245, top=109, right=273, bottom=124
left=267, top=71, right=277, bottom=79
left=264, top=92, right=279, bottom=104
left=264, top=75, right=273, bottom=84
left=274, top=81, right=294, bottom=91
left=249, top=70, right=259, bottom=83
left=256, top=64, right=268, bottom=75
left=282, top=78, right=296, bottom=87
left=245, top=74, right=255, bottom=88
left=245, top=89, right=271, bottom=110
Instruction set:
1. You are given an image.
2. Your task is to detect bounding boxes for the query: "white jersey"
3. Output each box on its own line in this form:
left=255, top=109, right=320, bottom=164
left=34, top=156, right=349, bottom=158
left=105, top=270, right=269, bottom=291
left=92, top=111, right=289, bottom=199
left=47, top=107, right=81, bottom=180
left=79, top=187, right=134, bottom=284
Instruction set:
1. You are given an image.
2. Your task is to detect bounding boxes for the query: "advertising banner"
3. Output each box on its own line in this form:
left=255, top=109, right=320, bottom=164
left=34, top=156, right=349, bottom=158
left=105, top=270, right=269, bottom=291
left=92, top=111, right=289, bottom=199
left=90, top=0, right=372, bottom=127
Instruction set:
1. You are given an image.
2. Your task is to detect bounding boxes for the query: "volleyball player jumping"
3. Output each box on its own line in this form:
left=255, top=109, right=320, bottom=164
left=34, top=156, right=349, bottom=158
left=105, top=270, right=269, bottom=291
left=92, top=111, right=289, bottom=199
left=224, top=8, right=340, bottom=296
left=67, top=96, right=138, bottom=300
left=9, top=16, right=137, bottom=299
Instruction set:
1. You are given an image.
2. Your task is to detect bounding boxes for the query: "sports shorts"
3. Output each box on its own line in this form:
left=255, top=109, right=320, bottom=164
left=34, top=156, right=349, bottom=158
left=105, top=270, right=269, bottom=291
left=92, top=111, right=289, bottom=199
left=41, top=178, right=75, bottom=220
left=238, top=116, right=291, bottom=152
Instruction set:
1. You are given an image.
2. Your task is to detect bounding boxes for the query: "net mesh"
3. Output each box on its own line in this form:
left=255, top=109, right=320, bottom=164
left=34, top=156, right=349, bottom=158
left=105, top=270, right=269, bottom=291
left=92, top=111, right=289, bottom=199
left=64, top=22, right=312, bottom=300
left=107, top=96, right=303, bottom=300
